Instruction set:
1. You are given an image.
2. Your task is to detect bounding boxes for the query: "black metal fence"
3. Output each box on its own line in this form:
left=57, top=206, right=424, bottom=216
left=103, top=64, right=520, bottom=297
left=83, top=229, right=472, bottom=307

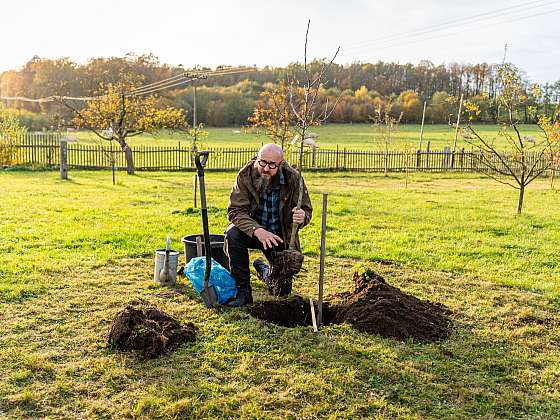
left=3, top=132, right=554, bottom=176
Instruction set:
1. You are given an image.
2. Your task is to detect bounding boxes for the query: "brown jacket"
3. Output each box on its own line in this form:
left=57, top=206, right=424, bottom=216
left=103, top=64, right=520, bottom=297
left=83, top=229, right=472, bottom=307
left=227, top=158, right=313, bottom=251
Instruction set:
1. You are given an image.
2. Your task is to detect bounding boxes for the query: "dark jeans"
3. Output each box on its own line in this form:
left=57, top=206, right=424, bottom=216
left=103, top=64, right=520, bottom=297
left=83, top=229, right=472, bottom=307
left=224, top=226, right=284, bottom=285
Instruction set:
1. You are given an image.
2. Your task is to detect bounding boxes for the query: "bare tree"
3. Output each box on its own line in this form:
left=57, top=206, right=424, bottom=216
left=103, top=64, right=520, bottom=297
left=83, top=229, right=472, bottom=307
left=270, top=20, right=340, bottom=283
left=370, top=97, right=403, bottom=177
left=462, top=64, right=557, bottom=214
left=287, top=20, right=340, bottom=247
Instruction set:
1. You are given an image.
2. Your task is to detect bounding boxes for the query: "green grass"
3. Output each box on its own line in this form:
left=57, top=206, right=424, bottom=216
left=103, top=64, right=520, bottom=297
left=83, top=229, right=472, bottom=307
left=71, top=123, right=543, bottom=151
left=1, top=170, right=559, bottom=418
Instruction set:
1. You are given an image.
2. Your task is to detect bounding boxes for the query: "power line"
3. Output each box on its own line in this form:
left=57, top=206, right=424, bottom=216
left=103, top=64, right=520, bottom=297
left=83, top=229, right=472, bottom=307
left=131, top=77, right=198, bottom=96
left=131, top=75, right=200, bottom=95
left=130, top=72, right=191, bottom=93
left=343, top=0, right=559, bottom=53
left=130, top=66, right=256, bottom=95
left=344, top=5, right=560, bottom=57
left=0, top=95, right=100, bottom=103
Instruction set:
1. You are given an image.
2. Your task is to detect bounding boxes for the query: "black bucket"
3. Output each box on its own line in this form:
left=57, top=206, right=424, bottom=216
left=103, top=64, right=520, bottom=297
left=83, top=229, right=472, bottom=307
left=182, top=234, right=229, bottom=269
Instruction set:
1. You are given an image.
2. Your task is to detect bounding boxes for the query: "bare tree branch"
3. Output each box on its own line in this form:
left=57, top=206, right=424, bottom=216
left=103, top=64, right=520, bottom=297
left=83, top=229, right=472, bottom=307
left=54, top=97, right=113, bottom=141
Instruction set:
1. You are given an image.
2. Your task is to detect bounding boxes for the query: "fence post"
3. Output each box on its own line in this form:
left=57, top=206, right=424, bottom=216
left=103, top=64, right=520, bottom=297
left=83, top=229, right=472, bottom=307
left=336, top=145, right=339, bottom=170
left=425, top=141, right=431, bottom=169
left=312, top=145, right=317, bottom=168
left=60, top=138, right=68, bottom=180
left=178, top=141, right=181, bottom=170
left=443, top=146, right=451, bottom=170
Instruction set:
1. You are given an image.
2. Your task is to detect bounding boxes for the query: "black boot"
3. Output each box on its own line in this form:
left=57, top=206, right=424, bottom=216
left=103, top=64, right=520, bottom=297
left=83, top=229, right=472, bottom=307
left=226, top=282, right=253, bottom=307
left=253, top=258, right=273, bottom=294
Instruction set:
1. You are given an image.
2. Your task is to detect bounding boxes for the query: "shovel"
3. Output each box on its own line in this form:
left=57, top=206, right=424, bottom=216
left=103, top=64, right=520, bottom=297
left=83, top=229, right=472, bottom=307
left=195, top=150, right=219, bottom=307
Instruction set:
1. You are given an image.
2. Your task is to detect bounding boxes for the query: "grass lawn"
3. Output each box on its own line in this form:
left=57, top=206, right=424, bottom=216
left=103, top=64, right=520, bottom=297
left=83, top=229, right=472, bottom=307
left=1, top=169, right=559, bottom=418
left=71, top=123, right=544, bottom=151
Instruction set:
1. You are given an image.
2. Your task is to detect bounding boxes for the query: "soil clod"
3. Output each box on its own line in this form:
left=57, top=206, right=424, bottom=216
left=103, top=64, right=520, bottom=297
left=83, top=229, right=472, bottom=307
left=108, top=299, right=196, bottom=358
left=249, top=268, right=452, bottom=342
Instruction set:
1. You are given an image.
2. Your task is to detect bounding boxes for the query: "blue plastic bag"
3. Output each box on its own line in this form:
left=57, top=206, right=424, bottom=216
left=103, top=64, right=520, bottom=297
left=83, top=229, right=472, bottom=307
left=184, top=257, right=237, bottom=304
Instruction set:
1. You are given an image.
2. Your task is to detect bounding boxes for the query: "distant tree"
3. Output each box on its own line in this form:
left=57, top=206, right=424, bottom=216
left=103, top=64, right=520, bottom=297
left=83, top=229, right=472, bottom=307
left=428, top=91, right=454, bottom=123
left=371, top=97, right=403, bottom=176
left=354, top=85, right=369, bottom=100
left=61, top=76, right=186, bottom=174
left=223, top=93, right=253, bottom=125
left=396, top=90, right=423, bottom=122
left=206, top=100, right=226, bottom=127
left=469, top=93, right=494, bottom=123
left=2, top=54, right=553, bottom=126
left=248, top=81, right=296, bottom=150
left=462, top=64, right=558, bottom=214
left=0, top=103, right=27, bottom=166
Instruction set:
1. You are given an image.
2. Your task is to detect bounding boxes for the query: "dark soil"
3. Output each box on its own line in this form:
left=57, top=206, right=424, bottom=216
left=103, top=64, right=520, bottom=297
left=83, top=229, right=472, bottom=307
left=107, top=300, right=196, bottom=358
left=249, top=268, right=452, bottom=342
left=249, top=295, right=332, bottom=327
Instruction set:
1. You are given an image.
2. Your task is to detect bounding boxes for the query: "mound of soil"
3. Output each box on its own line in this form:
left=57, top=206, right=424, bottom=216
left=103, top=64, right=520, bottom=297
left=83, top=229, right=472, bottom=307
left=249, top=268, right=451, bottom=342
left=108, top=300, right=196, bottom=358
left=334, top=268, right=451, bottom=341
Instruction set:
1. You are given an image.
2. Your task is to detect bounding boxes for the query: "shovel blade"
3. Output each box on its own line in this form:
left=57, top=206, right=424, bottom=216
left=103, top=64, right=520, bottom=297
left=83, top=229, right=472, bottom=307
left=201, top=284, right=219, bottom=307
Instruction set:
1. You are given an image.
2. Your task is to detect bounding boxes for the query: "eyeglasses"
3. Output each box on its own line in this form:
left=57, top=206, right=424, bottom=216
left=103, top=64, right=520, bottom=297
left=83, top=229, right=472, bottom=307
left=257, top=159, right=279, bottom=170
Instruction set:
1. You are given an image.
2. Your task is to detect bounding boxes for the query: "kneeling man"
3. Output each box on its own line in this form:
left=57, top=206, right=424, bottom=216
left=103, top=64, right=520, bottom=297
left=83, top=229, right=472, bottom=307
left=224, top=143, right=312, bottom=307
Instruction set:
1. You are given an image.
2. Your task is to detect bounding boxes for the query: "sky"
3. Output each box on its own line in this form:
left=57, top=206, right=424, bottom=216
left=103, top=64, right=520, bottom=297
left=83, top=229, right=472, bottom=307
left=1, top=0, right=559, bottom=83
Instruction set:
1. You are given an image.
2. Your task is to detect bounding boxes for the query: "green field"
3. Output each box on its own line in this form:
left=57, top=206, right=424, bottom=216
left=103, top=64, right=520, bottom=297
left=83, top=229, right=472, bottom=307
left=72, top=123, right=544, bottom=151
left=1, top=170, right=559, bottom=418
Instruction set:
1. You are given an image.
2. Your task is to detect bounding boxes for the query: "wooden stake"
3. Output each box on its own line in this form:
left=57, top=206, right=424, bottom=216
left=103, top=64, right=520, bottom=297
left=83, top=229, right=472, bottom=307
left=193, top=174, right=198, bottom=208
left=318, top=192, right=327, bottom=327
left=309, top=298, right=318, bottom=333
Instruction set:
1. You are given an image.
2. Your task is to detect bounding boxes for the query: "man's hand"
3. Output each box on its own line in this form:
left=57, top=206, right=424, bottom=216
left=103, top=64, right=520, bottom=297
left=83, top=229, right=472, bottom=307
left=292, top=207, right=305, bottom=225
left=254, top=228, right=283, bottom=250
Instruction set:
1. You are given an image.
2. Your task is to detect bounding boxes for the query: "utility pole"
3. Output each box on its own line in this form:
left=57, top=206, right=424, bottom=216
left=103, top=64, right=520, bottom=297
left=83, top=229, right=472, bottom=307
left=452, top=93, right=463, bottom=168
left=418, top=101, right=427, bottom=151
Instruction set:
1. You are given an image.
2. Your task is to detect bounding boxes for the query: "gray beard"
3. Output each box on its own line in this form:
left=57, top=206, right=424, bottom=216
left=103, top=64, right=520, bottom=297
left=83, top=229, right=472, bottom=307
left=254, top=170, right=274, bottom=193
left=254, top=174, right=273, bottom=193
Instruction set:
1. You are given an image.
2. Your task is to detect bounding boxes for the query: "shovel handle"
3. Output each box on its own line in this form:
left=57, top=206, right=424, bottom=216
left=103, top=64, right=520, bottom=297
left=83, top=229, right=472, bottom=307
left=195, top=150, right=213, bottom=294
left=195, top=151, right=209, bottom=173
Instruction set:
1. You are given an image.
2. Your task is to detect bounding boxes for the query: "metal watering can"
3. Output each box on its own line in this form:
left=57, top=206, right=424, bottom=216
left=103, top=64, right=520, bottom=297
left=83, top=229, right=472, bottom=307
left=154, top=236, right=179, bottom=285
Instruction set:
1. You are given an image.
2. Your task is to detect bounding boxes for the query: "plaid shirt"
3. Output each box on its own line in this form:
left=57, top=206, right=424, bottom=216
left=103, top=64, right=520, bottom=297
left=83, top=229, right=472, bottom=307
left=254, top=171, right=285, bottom=236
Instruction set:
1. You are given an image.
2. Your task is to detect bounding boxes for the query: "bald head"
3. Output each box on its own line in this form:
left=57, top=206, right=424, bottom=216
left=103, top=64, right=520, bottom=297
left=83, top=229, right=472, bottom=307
left=258, top=143, right=284, bottom=161
left=255, top=143, right=284, bottom=179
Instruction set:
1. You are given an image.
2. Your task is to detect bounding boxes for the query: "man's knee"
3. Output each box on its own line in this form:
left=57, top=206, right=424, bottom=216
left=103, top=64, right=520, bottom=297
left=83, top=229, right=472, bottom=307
left=224, top=225, right=249, bottom=247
